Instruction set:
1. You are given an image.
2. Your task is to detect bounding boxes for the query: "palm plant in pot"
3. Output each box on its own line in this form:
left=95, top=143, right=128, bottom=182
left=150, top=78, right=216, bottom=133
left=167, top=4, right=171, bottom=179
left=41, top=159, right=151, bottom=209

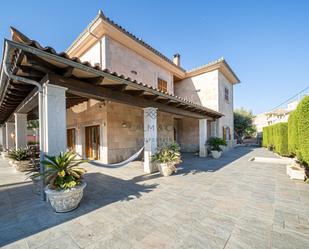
left=35, top=151, right=87, bottom=213
left=207, top=137, right=227, bottom=159
left=152, top=142, right=182, bottom=177
left=7, top=147, right=31, bottom=171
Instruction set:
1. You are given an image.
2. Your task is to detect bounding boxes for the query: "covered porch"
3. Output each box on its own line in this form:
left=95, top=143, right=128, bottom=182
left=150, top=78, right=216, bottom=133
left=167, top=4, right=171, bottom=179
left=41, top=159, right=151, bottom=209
left=0, top=28, right=222, bottom=173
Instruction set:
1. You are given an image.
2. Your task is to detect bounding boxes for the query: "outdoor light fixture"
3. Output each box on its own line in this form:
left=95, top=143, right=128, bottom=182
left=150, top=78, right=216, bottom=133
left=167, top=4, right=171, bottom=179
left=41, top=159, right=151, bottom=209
left=122, top=122, right=131, bottom=128
left=10, top=133, right=15, bottom=139
left=130, top=70, right=137, bottom=75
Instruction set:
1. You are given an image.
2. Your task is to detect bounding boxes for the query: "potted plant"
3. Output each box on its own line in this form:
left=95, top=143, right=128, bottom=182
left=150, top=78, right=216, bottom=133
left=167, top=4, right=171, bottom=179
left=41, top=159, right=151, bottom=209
left=152, top=142, right=182, bottom=177
left=207, top=137, right=227, bottom=159
left=7, top=147, right=31, bottom=171
left=36, top=151, right=87, bottom=213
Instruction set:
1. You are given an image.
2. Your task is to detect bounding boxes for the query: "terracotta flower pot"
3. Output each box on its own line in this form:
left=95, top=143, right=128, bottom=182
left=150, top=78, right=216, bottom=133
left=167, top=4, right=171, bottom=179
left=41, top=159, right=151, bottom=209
left=45, top=182, right=87, bottom=213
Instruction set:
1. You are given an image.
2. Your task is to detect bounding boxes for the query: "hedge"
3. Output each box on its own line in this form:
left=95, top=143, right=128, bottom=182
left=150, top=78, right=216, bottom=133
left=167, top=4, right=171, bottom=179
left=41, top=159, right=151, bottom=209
left=263, top=96, right=309, bottom=166
left=297, top=96, right=309, bottom=165
left=262, top=123, right=288, bottom=156
left=288, top=110, right=299, bottom=156
left=262, top=125, right=275, bottom=149
left=274, top=123, right=289, bottom=156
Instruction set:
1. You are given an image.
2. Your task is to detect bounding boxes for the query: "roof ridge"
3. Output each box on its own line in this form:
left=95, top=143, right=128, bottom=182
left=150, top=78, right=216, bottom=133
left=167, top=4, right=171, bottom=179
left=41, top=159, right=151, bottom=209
left=66, top=10, right=186, bottom=72
left=186, top=57, right=225, bottom=73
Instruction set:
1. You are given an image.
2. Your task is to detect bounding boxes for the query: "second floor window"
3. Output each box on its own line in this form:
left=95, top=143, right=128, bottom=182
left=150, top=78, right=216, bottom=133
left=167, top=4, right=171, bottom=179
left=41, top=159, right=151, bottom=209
left=158, top=78, right=168, bottom=92
left=224, top=87, right=229, bottom=102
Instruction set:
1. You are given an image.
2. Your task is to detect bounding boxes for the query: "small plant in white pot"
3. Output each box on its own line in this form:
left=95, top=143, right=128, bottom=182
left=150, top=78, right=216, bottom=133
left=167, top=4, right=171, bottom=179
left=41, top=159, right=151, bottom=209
left=152, top=143, right=182, bottom=177
left=207, top=137, right=227, bottom=159
left=35, top=151, right=87, bottom=213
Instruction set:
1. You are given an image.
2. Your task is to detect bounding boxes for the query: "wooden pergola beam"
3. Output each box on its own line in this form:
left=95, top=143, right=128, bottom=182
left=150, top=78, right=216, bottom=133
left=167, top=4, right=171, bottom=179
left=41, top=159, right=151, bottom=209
left=47, top=73, right=208, bottom=119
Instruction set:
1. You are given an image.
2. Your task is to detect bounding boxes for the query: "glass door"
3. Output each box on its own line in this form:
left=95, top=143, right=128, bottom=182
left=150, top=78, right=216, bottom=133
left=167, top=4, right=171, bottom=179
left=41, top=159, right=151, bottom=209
left=67, top=128, right=76, bottom=152
left=85, top=125, right=100, bottom=160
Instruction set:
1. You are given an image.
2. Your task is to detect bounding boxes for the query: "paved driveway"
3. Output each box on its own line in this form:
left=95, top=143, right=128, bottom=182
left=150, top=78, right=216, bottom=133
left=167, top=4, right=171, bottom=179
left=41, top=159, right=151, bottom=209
left=1, top=147, right=309, bottom=249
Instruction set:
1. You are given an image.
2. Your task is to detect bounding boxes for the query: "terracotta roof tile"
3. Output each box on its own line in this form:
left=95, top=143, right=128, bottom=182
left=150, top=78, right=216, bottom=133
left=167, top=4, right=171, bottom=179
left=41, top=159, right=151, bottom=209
left=8, top=27, right=223, bottom=117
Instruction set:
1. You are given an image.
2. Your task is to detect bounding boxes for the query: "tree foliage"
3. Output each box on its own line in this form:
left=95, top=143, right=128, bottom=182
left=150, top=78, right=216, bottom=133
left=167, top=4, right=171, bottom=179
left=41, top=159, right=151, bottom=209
left=27, top=120, right=39, bottom=129
left=234, top=108, right=256, bottom=142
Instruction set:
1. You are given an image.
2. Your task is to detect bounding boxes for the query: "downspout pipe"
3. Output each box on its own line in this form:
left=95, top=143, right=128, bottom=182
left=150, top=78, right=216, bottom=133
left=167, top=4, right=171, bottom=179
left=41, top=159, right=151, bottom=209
left=87, top=27, right=102, bottom=68
left=2, top=40, right=46, bottom=201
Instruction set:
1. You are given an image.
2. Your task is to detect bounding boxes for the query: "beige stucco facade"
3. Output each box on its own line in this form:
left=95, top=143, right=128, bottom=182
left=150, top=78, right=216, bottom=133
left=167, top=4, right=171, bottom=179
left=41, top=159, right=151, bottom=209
left=67, top=100, right=200, bottom=163
left=63, top=11, right=240, bottom=162
left=175, top=70, right=235, bottom=148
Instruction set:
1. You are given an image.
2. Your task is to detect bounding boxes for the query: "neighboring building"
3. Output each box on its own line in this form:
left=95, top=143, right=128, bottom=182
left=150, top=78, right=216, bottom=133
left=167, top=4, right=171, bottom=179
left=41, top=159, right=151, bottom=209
left=254, top=100, right=299, bottom=133
left=0, top=10, right=240, bottom=172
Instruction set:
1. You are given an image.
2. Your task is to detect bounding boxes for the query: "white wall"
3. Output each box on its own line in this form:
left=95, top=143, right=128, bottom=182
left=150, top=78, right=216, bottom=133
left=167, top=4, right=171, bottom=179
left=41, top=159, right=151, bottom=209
left=79, top=40, right=102, bottom=67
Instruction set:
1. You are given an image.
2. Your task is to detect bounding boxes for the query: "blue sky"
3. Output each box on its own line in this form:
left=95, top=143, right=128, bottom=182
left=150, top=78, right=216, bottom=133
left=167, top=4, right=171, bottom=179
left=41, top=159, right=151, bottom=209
left=1, top=0, right=308, bottom=114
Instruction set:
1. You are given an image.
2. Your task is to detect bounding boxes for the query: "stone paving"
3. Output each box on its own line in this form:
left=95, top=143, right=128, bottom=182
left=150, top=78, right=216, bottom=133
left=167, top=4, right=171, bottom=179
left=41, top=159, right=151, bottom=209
left=1, top=147, right=309, bottom=249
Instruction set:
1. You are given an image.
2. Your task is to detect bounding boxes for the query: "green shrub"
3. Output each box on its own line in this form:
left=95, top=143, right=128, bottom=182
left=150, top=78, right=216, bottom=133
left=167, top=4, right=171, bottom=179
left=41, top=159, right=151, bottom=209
left=297, top=96, right=309, bottom=166
left=263, top=125, right=275, bottom=149
left=263, top=123, right=289, bottom=156
left=288, top=111, right=299, bottom=156
left=274, top=122, right=289, bottom=156
left=262, top=126, right=268, bottom=147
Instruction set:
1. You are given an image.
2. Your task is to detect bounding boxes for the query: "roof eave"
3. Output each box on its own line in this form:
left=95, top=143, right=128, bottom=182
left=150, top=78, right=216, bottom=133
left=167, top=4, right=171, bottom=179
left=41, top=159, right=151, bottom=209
left=185, top=59, right=240, bottom=84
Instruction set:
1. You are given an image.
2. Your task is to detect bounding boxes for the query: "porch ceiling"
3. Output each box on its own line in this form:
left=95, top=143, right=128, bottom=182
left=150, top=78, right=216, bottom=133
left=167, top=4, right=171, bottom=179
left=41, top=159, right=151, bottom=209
left=0, top=28, right=223, bottom=124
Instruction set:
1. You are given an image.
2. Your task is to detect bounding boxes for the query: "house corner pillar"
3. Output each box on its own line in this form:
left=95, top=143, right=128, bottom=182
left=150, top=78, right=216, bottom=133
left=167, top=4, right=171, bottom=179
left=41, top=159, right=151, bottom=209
left=143, top=107, right=157, bottom=173
left=43, top=83, right=67, bottom=156
left=5, top=122, right=15, bottom=150
left=14, top=113, right=28, bottom=149
left=199, top=118, right=208, bottom=157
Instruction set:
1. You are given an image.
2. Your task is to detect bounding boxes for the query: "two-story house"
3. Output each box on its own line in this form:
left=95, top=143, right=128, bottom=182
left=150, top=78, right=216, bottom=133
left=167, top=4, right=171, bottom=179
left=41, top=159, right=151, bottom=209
left=0, top=10, right=240, bottom=173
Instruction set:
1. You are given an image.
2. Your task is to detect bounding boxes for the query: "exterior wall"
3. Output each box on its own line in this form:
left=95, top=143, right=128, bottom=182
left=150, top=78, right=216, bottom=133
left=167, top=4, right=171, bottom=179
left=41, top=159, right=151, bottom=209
left=254, top=113, right=269, bottom=133
left=67, top=101, right=175, bottom=163
left=106, top=37, right=174, bottom=94
left=174, top=70, right=235, bottom=147
left=157, top=112, right=174, bottom=148
left=174, top=70, right=219, bottom=110
left=79, top=41, right=102, bottom=67
left=217, top=71, right=234, bottom=146
left=177, top=118, right=199, bottom=152
left=66, top=99, right=108, bottom=162
left=106, top=102, right=143, bottom=163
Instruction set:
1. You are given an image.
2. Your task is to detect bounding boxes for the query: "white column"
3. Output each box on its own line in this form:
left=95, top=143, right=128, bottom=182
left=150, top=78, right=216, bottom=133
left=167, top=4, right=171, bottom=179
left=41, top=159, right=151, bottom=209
left=5, top=122, right=15, bottom=150
left=14, top=113, right=28, bottom=149
left=143, top=107, right=157, bottom=173
left=43, top=84, right=67, bottom=156
left=75, top=127, right=83, bottom=158
left=211, top=120, right=219, bottom=137
left=199, top=119, right=208, bottom=157
left=0, top=126, right=4, bottom=147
